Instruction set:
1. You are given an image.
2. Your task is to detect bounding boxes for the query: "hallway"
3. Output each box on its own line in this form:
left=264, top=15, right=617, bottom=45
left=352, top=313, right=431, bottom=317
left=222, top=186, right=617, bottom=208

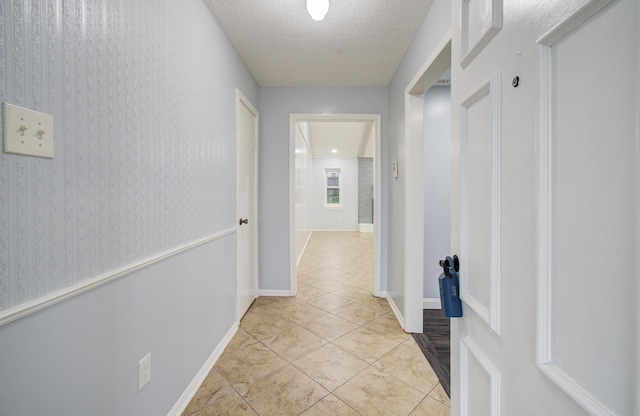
left=182, top=232, right=450, bottom=415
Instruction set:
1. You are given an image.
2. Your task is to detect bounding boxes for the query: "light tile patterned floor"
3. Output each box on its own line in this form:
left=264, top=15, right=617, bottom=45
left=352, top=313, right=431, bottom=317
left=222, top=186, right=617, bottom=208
left=182, top=231, right=450, bottom=416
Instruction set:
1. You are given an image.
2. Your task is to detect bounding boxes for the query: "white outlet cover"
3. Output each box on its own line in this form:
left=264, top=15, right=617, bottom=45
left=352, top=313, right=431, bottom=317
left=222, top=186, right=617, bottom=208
left=138, top=353, right=151, bottom=391
left=3, top=102, right=54, bottom=159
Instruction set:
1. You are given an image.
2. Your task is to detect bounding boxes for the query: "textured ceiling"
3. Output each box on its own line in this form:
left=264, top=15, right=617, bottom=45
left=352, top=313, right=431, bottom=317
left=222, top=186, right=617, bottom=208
left=203, top=0, right=434, bottom=87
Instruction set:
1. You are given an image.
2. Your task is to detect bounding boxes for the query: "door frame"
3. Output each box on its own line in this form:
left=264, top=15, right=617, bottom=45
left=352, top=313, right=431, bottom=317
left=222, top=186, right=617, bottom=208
left=288, top=113, right=383, bottom=297
left=402, top=30, right=452, bottom=332
left=236, top=88, right=259, bottom=322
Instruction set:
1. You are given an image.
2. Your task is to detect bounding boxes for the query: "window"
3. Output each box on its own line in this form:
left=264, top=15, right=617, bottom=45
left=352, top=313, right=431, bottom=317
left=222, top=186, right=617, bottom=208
left=324, top=168, right=342, bottom=207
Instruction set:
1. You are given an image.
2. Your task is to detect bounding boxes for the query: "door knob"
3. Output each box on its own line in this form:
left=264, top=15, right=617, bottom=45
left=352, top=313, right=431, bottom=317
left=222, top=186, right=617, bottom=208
left=239, top=218, right=249, bottom=226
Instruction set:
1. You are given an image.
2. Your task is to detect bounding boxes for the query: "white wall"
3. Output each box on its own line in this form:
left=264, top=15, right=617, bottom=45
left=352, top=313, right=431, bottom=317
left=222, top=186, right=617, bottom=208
left=294, top=122, right=314, bottom=262
left=423, top=86, right=451, bottom=299
left=0, top=1, right=257, bottom=414
left=313, top=158, right=359, bottom=230
left=386, top=0, right=451, bottom=313
left=258, top=87, right=388, bottom=292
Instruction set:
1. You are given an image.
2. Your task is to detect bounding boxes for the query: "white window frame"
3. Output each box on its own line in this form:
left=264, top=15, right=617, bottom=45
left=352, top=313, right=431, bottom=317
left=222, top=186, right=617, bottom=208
left=324, top=167, right=342, bottom=208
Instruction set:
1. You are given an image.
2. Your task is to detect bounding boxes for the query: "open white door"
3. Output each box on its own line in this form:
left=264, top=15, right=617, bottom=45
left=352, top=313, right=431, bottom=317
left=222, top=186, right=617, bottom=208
left=236, top=90, right=259, bottom=320
left=450, top=1, right=638, bottom=415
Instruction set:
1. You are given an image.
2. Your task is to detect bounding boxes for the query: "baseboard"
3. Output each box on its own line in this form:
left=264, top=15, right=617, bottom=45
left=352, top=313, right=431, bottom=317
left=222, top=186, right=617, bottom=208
left=296, top=231, right=313, bottom=267
left=423, top=298, right=442, bottom=309
left=386, top=293, right=406, bottom=330
left=257, top=290, right=292, bottom=297
left=358, top=223, right=374, bottom=233
left=312, top=229, right=359, bottom=232
left=167, top=323, right=238, bottom=416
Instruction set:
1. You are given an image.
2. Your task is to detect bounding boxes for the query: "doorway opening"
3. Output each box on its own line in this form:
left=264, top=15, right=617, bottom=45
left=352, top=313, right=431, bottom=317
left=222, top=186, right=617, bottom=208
left=403, top=31, right=452, bottom=395
left=288, top=114, right=382, bottom=298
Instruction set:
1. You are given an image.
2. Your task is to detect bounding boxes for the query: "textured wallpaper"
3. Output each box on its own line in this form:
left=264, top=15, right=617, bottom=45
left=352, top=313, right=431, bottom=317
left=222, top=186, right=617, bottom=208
left=0, top=0, right=250, bottom=311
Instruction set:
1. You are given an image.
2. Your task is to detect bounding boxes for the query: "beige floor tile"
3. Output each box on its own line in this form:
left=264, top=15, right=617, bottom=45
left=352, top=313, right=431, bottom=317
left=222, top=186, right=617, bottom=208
left=225, top=329, right=259, bottom=352
left=240, top=311, right=296, bottom=340
left=333, top=327, right=400, bottom=364
left=300, top=394, right=361, bottom=416
left=191, top=392, right=257, bottom=416
left=277, top=302, right=328, bottom=325
left=331, top=285, right=375, bottom=302
left=243, top=365, right=329, bottom=416
left=299, top=313, right=360, bottom=342
left=428, top=384, right=450, bottom=407
left=262, top=326, right=328, bottom=361
left=334, top=366, right=426, bottom=416
left=364, top=314, right=411, bottom=343
left=409, top=396, right=450, bottom=416
left=306, top=293, right=354, bottom=312
left=296, top=283, right=328, bottom=300
left=260, top=296, right=302, bottom=310
left=182, top=370, right=235, bottom=416
left=307, top=278, right=348, bottom=292
left=293, top=344, right=368, bottom=391
left=332, top=303, right=388, bottom=326
left=373, top=344, right=440, bottom=394
left=403, top=337, right=422, bottom=351
left=214, top=343, right=287, bottom=396
left=356, top=296, right=392, bottom=314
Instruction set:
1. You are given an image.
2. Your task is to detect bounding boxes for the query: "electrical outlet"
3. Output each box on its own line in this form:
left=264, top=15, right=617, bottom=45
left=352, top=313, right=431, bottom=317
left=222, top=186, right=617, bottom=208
left=138, top=353, right=151, bottom=391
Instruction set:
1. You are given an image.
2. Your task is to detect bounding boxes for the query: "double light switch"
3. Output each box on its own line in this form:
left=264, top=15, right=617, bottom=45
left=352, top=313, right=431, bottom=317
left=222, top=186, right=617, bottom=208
left=3, top=102, right=54, bottom=159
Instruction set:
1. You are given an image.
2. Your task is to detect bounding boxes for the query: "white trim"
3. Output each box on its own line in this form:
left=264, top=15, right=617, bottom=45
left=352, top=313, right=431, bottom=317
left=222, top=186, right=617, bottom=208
left=460, top=0, right=503, bottom=68
left=0, top=228, right=237, bottom=328
left=296, top=231, right=313, bottom=267
left=460, top=334, right=502, bottom=416
left=358, top=223, right=374, bottom=233
left=459, top=72, right=502, bottom=335
left=536, top=2, right=624, bottom=415
left=423, top=298, right=442, bottom=309
left=257, top=290, right=292, bottom=297
left=312, top=229, right=359, bottom=232
left=167, top=323, right=238, bottom=416
left=403, top=29, right=452, bottom=334
left=386, top=292, right=406, bottom=330
left=289, top=113, right=383, bottom=299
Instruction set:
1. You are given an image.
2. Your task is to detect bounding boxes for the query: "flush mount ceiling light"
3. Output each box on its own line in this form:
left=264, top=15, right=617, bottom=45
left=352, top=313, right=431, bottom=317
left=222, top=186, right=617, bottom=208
left=306, top=0, right=329, bottom=21
left=331, top=149, right=338, bottom=153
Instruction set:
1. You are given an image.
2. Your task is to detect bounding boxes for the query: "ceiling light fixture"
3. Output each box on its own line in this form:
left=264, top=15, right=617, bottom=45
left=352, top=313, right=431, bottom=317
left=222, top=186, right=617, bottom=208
left=306, top=0, right=329, bottom=21
left=331, top=149, right=337, bottom=154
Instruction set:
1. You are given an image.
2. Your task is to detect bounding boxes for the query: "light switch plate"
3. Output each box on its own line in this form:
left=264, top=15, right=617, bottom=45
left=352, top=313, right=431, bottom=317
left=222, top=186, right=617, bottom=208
left=3, top=102, right=54, bottom=159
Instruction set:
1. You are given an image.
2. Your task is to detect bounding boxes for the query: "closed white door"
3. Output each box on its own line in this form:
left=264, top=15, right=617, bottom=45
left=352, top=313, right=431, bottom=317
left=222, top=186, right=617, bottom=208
left=450, top=1, right=638, bottom=415
left=236, top=90, right=258, bottom=320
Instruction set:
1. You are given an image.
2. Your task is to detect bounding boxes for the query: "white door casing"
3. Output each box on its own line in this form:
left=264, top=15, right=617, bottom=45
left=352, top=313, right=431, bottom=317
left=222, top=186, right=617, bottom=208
left=450, top=0, right=638, bottom=415
left=236, top=89, right=259, bottom=321
left=288, top=114, right=383, bottom=298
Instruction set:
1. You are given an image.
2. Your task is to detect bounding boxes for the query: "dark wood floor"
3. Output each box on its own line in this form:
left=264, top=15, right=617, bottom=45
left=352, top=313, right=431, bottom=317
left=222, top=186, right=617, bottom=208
left=412, top=309, right=450, bottom=396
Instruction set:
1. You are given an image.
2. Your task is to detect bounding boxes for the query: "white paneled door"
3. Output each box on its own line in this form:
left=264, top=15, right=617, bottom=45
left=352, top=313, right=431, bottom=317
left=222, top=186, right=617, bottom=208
left=450, top=0, right=638, bottom=415
left=236, top=90, right=259, bottom=321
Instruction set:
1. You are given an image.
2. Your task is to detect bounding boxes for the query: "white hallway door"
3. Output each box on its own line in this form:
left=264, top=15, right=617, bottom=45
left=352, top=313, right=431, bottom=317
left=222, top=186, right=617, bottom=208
left=236, top=90, right=259, bottom=320
left=450, top=1, right=638, bottom=415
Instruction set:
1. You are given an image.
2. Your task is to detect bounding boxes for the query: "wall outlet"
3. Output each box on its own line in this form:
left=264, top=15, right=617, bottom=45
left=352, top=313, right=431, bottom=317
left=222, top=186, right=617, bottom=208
left=138, top=353, right=151, bottom=391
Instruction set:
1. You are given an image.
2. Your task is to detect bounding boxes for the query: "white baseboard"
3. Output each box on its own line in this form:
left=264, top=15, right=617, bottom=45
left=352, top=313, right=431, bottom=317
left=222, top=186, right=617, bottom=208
left=257, top=290, right=292, bottom=297
left=167, top=323, right=238, bottom=416
left=385, top=293, right=406, bottom=331
left=358, top=223, right=374, bottom=233
left=423, top=298, right=442, bottom=309
left=296, top=231, right=313, bottom=267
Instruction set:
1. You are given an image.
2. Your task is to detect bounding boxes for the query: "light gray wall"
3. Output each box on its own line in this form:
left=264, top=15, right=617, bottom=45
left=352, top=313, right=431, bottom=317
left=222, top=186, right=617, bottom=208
left=313, top=158, right=359, bottom=230
left=423, top=87, right=451, bottom=299
left=0, top=0, right=257, bottom=414
left=386, top=0, right=452, bottom=311
left=358, top=158, right=374, bottom=224
left=258, top=87, right=388, bottom=291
